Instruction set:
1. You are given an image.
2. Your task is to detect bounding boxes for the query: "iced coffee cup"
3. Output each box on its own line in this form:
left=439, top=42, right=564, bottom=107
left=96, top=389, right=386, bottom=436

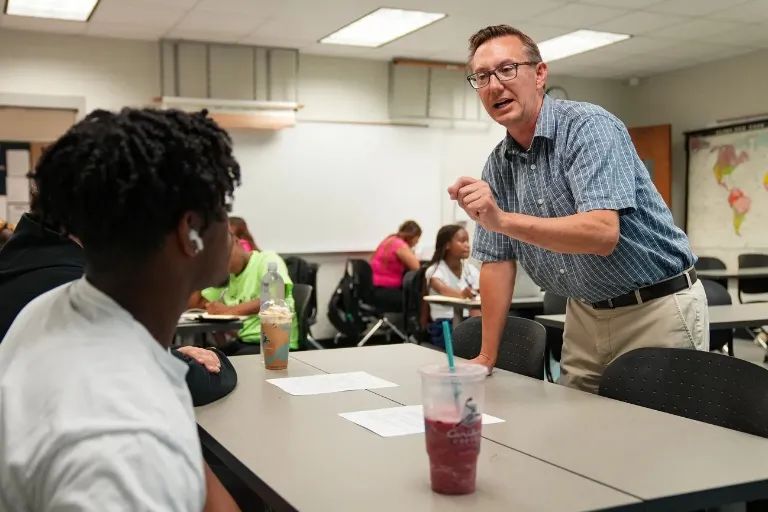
left=419, top=363, right=487, bottom=495
left=259, top=299, right=292, bottom=370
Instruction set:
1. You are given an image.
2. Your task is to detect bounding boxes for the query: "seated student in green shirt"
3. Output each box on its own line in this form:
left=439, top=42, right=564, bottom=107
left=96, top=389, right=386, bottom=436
left=199, top=237, right=299, bottom=355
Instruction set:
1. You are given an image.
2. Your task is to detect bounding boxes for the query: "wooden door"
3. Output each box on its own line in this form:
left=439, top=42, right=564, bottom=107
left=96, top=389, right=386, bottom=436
left=628, top=124, right=672, bottom=207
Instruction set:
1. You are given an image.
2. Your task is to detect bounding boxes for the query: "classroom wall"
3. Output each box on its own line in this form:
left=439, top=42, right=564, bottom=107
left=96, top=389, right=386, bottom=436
left=0, top=29, right=158, bottom=112
left=0, top=30, right=634, bottom=339
left=296, top=55, right=634, bottom=338
left=621, top=48, right=768, bottom=265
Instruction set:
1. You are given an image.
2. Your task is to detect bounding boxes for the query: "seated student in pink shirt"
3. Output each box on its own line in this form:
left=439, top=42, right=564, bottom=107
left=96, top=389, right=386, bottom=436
left=370, top=220, right=422, bottom=311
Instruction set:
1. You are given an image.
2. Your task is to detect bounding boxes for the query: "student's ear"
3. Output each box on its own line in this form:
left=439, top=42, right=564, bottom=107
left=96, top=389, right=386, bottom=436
left=178, top=212, right=205, bottom=257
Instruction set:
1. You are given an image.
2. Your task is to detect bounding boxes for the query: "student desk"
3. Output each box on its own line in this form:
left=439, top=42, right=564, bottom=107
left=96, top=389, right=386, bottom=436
left=196, top=355, right=638, bottom=512
left=197, top=344, right=768, bottom=511
left=423, top=295, right=544, bottom=327
left=293, top=344, right=768, bottom=511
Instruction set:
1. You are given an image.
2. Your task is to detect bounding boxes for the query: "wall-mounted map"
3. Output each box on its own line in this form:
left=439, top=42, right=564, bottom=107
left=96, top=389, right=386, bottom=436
left=686, top=120, right=768, bottom=249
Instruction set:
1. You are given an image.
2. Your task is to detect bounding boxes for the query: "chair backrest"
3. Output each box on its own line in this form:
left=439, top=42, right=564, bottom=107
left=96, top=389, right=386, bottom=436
left=348, top=259, right=375, bottom=304
left=542, top=291, right=567, bottom=361
left=695, top=256, right=726, bottom=270
left=738, top=253, right=768, bottom=296
left=326, top=265, right=366, bottom=340
left=599, top=347, right=768, bottom=439
left=701, top=279, right=733, bottom=351
left=695, top=256, right=728, bottom=289
left=402, top=267, right=428, bottom=336
left=282, top=256, right=319, bottom=323
left=453, top=316, right=546, bottom=380
left=292, top=283, right=312, bottom=350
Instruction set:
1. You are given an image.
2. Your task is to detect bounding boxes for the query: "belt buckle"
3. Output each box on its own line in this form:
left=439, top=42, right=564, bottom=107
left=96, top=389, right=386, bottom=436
left=607, top=298, right=614, bottom=308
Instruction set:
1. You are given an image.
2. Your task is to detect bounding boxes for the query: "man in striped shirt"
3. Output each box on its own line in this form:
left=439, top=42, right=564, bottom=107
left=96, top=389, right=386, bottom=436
left=449, top=25, right=708, bottom=393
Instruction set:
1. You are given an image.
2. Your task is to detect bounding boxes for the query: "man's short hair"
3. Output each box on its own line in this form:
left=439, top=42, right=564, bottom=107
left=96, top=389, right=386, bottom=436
left=32, top=108, right=241, bottom=269
left=468, top=25, right=543, bottom=64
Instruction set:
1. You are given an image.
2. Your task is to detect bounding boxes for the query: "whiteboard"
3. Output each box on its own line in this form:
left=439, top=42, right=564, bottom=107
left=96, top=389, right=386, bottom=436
left=230, top=122, right=442, bottom=253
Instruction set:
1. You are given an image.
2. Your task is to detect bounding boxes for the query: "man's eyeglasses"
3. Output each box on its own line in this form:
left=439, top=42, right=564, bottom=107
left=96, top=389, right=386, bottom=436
left=466, top=61, right=539, bottom=89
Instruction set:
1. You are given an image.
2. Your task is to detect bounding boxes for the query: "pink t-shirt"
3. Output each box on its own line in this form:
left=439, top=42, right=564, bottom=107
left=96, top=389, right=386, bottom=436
left=371, top=235, right=408, bottom=288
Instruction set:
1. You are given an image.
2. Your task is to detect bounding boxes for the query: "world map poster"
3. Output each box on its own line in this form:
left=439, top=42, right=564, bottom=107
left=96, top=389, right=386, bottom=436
left=686, top=120, right=768, bottom=248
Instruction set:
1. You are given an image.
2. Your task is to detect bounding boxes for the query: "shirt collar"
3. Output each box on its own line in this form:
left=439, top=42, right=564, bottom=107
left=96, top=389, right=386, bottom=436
left=504, top=94, right=556, bottom=155
left=69, top=277, right=189, bottom=383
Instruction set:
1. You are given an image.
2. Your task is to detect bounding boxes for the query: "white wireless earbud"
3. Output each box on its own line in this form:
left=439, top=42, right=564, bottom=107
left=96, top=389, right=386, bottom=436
left=189, top=229, right=204, bottom=253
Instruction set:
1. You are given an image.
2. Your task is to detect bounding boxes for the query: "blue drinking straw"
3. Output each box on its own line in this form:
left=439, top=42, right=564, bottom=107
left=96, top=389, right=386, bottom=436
left=442, top=321, right=462, bottom=412
left=442, top=321, right=456, bottom=371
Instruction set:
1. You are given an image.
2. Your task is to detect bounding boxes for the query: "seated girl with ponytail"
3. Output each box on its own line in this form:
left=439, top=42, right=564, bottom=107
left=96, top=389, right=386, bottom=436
left=425, top=224, right=480, bottom=347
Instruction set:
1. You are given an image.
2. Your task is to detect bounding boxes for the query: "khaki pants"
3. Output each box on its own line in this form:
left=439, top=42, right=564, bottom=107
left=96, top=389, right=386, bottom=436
left=559, top=279, right=709, bottom=394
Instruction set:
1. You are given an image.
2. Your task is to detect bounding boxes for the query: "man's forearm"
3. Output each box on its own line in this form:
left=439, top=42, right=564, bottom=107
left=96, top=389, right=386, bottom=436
left=479, top=261, right=516, bottom=365
left=496, top=210, right=619, bottom=256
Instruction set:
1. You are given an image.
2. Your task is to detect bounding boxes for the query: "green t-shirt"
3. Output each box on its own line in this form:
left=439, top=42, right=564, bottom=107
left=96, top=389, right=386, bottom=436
left=202, top=251, right=298, bottom=349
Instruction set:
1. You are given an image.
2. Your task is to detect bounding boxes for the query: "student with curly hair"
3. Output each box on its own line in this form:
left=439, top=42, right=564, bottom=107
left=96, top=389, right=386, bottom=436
left=0, top=108, right=240, bottom=511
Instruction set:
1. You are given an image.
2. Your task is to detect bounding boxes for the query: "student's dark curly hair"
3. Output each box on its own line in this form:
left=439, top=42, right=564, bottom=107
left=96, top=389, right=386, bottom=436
left=32, top=108, right=241, bottom=267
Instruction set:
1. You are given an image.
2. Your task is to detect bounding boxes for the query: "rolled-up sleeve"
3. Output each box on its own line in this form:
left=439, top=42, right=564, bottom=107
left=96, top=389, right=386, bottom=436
left=565, top=115, right=637, bottom=215
left=471, top=155, right=517, bottom=262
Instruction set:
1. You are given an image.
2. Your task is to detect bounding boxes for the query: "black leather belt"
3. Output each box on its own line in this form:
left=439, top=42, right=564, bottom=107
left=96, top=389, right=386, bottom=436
left=591, top=268, right=697, bottom=309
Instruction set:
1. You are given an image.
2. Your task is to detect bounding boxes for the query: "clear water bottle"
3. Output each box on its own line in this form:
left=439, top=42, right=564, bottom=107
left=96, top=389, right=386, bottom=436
left=260, top=261, right=285, bottom=303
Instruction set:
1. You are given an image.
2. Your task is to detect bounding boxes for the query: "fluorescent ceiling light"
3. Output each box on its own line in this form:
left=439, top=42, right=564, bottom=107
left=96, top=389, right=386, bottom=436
left=4, top=0, right=100, bottom=21
left=538, top=30, right=630, bottom=62
left=320, top=8, right=446, bottom=47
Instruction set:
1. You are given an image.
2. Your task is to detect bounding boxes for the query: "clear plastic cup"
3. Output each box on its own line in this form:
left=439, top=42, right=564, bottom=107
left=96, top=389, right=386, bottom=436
left=419, top=363, right=487, bottom=495
left=259, top=299, right=292, bottom=370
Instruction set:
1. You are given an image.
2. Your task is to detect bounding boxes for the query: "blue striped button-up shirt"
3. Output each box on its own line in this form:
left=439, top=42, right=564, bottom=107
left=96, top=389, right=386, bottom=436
left=472, top=95, right=695, bottom=303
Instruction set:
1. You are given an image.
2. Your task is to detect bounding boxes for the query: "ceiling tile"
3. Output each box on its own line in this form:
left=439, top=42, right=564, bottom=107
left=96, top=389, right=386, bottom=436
left=707, top=0, right=768, bottom=23
left=648, top=0, right=752, bottom=16
left=606, top=36, right=677, bottom=53
left=709, top=23, right=768, bottom=48
left=655, top=40, right=745, bottom=61
left=194, top=0, right=277, bottom=15
left=533, top=3, right=630, bottom=29
left=168, top=8, right=265, bottom=40
left=0, top=0, right=764, bottom=81
left=90, top=0, right=188, bottom=28
left=593, top=11, right=685, bottom=34
left=645, top=18, right=743, bottom=41
left=578, top=0, right=664, bottom=8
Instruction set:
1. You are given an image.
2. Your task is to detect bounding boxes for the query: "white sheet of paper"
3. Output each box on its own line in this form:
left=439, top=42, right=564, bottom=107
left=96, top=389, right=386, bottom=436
left=267, top=371, right=398, bottom=396
left=339, top=405, right=505, bottom=438
left=6, top=149, right=30, bottom=177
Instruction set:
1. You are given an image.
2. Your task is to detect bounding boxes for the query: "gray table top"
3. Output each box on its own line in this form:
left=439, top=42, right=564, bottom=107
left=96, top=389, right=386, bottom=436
left=196, top=355, right=640, bottom=512
left=293, top=344, right=768, bottom=510
left=697, top=267, right=768, bottom=279
left=535, top=302, right=768, bottom=330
